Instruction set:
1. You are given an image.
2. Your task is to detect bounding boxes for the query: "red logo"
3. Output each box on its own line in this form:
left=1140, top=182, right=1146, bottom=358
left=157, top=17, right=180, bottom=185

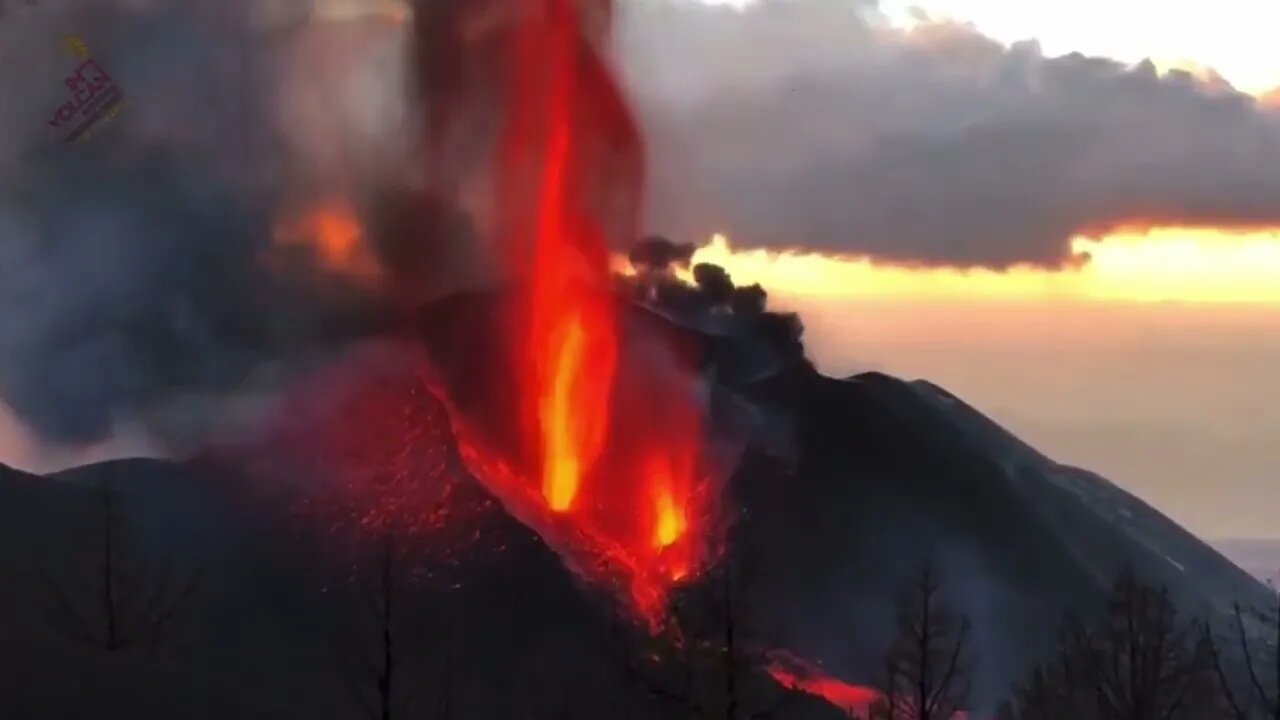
left=47, top=38, right=125, bottom=144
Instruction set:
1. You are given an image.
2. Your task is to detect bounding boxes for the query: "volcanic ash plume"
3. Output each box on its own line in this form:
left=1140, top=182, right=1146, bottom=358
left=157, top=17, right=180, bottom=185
left=0, top=0, right=440, bottom=468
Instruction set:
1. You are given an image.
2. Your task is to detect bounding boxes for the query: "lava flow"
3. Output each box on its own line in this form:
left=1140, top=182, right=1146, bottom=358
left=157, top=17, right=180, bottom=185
left=765, top=651, right=883, bottom=719
left=418, top=0, right=716, bottom=625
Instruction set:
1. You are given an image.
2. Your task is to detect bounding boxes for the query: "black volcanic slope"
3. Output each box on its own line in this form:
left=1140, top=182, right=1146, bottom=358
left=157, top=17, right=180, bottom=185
left=0, top=361, right=839, bottom=720
left=0, top=293, right=1269, bottom=717
left=726, top=364, right=1273, bottom=708
left=0, top=455, right=638, bottom=718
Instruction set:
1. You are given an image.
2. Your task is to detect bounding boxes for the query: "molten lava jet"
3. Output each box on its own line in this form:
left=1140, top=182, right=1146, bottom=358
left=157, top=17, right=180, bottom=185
left=498, top=0, right=713, bottom=621
left=417, top=0, right=716, bottom=626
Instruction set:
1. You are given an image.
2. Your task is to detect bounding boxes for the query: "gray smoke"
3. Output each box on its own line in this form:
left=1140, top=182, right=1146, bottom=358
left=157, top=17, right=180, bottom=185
left=616, top=0, right=1280, bottom=267
left=0, top=0, right=422, bottom=459
left=12, top=0, right=1277, bottom=462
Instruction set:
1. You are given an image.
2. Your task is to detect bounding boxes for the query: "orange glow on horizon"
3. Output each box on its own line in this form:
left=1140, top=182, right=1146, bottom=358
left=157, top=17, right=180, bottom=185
left=684, top=227, right=1280, bottom=304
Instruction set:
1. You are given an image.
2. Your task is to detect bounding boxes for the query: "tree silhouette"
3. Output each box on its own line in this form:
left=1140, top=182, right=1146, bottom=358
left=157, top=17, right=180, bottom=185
left=619, top=552, right=809, bottom=719
left=44, top=476, right=202, bottom=652
left=1000, top=568, right=1222, bottom=720
left=335, top=531, right=455, bottom=720
left=1208, top=589, right=1279, bottom=720
left=870, top=562, right=974, bottom=720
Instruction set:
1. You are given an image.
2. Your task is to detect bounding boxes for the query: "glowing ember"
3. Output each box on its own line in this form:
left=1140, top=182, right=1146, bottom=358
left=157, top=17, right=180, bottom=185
left=252, top=347, right=502, bottom=575
left=273, top=197, right=381, bottom=284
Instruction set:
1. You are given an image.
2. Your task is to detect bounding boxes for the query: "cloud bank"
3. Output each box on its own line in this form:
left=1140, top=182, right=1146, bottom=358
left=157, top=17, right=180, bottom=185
left=617, top=0, right=1280, bottom=266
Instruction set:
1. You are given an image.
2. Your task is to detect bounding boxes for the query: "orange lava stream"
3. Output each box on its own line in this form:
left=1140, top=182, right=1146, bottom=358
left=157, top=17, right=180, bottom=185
left=765, top=652, right=882, bottom=718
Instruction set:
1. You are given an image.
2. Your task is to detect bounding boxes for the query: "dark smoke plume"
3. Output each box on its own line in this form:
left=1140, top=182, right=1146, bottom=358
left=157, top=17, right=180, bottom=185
left=622, top=238, right=804, bottom=365
left=629, top=234, right=695, bottom=271
left=0, top=1, right=424, bottom=460
left=617, top=0, right=1280, bottom=267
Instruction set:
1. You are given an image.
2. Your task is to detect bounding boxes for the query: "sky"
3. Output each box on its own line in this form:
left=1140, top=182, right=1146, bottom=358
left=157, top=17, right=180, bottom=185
left=1, top=0, right=1277, bottom=542
left=693, top=242, right=1280, bottom=540
left=704, top=0, right=1280, bottom=94
left=651, top=0, right=1280, bottom=539
left=877, top=0, right=1280, bottom=94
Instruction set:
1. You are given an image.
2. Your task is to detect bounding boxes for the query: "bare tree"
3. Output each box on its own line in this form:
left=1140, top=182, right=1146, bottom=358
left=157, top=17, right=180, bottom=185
left=1208, top=589, right=1279, bottom=720
left=44, top=476, right=202, bottom=652
left=620, top=552, right=808, bottom=719
left=870, top=562, right=974, bottom=720
left=998, top=615, right=1098, bottom=720
left=335, top=530, right=419, bottom=712
left=333, top=529, right=457, bottom=720
left=1001, top=568, right=1222, bottom=720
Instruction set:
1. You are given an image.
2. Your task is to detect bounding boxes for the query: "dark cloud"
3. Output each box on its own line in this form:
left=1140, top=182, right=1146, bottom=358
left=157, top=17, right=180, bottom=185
left=617, top=0, right=1280, bottom=267
left=621, top=239, right=805, bottom=369
left=628, top=234, right=695, bottom=270
left=12, top=0, right=1276, bottom=459
left=691, top=261, right=733, bottom=304
left=0, top=1, right=417, bottom=450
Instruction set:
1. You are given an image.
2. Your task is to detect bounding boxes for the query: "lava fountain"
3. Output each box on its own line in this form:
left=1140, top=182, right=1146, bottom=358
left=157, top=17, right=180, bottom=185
left=417, top=0, right=716, bottom=625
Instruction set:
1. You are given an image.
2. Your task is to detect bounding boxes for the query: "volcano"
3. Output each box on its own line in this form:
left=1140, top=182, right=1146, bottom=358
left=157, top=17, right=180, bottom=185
left=1, top=1, right=1272, bottom=716
left=0, top=291, right=1270, bottom=718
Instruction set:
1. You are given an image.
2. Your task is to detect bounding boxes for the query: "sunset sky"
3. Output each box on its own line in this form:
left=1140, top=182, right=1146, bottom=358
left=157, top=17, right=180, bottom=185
left=692, top=236, right=1280, bottom=540
left=642, top=0, right=1280, bottom=540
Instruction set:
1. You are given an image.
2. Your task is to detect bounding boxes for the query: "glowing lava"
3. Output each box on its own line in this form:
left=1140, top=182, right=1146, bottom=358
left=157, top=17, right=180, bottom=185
left=533, top=300, right=614, bottom=513
left=516, top=12, right=620, bottom=513
left=497, top=0, right=711, bottom=621
left=418, top=0, right=716, bottom=625
left=653, top=484, right=685, bottom=549
left=766, top=651, right=882, bottom=718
